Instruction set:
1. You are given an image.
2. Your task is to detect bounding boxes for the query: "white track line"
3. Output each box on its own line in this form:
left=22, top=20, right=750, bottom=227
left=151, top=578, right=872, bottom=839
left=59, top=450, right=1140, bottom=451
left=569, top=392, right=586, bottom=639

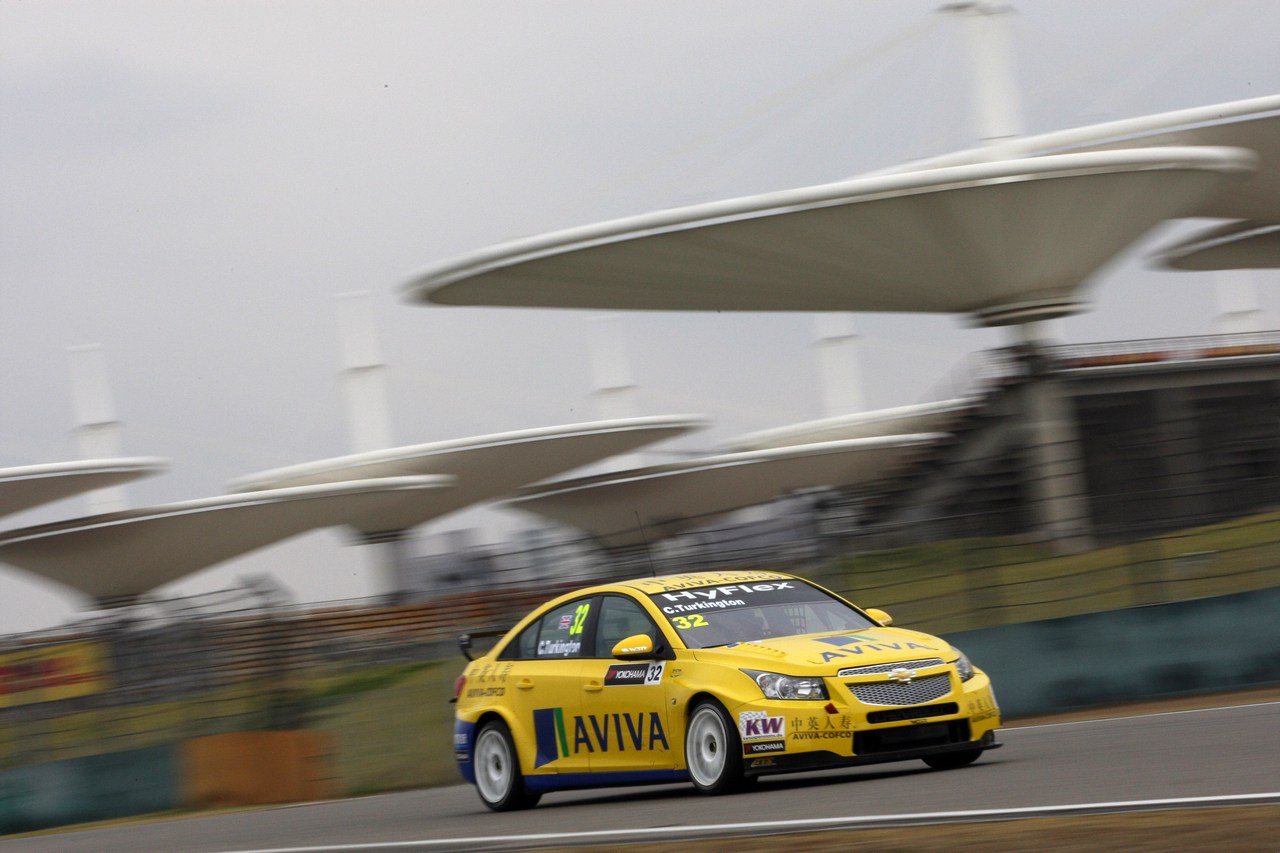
left=1006, top=700, right=1280, bottom=731
left=217, top=792, right=1280, bottom=853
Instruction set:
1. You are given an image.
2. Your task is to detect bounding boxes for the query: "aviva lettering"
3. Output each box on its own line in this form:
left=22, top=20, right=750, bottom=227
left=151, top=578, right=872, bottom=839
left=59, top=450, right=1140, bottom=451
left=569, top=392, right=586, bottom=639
left=819, top=642, right=932, bottom=663
left=533, top=708, right=669, bottom=766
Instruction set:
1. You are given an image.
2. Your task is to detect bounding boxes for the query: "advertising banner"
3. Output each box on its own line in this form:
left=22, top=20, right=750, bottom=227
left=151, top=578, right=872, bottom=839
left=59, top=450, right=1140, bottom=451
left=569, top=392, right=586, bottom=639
left=0, top=641, right=111, bottom=708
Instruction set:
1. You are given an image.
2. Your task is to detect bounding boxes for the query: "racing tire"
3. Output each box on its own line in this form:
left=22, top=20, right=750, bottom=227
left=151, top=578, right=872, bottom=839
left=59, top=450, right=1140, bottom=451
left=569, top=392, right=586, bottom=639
left=922, top=747, right=983, bottom=770
left=685, top=699, right=749, bottom=795
left=473, top=719, right=541, bottom=811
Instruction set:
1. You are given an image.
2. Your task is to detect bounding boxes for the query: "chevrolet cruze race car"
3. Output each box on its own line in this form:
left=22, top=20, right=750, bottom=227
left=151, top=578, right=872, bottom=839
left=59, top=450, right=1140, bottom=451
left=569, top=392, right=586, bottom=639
left=453, top=570, right=1000, bottom=810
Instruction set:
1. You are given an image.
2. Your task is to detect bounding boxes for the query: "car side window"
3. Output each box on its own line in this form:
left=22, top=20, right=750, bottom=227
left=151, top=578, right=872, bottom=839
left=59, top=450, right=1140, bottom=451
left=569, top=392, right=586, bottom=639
left=593, top=595, right=661, bottom=658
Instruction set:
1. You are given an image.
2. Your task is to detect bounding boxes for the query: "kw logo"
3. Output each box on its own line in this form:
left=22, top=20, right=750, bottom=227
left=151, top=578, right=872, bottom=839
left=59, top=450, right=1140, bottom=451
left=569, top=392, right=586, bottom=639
left=739, top=711, right=785, bottom=741
left=533, top=708, right=669, bottom=767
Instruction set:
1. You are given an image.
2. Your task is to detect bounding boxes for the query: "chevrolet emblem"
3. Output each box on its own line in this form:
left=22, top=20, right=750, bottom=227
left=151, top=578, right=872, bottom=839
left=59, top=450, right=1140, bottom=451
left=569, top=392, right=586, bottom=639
left=887, top=668, right=916, bottom=684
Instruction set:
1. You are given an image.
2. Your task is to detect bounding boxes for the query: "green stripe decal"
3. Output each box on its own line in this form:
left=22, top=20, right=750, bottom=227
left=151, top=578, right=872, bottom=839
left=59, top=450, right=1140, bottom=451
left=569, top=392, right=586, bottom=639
left=554, top=707, right=568, bottom=758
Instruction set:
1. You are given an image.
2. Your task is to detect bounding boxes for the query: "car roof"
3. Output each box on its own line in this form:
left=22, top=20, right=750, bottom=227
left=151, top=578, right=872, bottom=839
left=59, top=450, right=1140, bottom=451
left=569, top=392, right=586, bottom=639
left=611, top=569, right=798, bottom=596
left=484, top=570, right=809, bottom=658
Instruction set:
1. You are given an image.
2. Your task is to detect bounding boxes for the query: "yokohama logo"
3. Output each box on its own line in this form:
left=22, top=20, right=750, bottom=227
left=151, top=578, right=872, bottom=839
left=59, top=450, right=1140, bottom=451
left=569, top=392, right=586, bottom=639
left=744, top=740, right=785, bottom=754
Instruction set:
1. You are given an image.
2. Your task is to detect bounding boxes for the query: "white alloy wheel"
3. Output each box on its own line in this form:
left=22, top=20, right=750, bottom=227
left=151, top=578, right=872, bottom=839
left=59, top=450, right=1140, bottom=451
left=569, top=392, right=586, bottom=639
left=472, top=720, right=539, bottom=810
left=685, top=701, right=745, bottom=793
left=474, top=724, right=515, bottom=805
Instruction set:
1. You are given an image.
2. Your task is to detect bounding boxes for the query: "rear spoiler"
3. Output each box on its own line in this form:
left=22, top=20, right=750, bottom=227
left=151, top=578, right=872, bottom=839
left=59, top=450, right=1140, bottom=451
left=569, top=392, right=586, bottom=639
left=459, top=628, right=509, bottom=662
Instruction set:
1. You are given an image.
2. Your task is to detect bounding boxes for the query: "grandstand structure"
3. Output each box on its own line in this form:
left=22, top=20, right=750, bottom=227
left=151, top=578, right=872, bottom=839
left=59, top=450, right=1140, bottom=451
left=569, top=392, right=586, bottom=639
left=837, top=331, right=1280, bottom=551
left=392, top=329, right=1280, bottom=589
left=403, top=4, right=1280, bottom=577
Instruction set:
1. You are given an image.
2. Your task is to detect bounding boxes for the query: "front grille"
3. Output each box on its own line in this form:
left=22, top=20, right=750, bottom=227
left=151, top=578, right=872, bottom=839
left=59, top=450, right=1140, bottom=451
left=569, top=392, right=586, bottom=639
left=847, top=673, right=951, bottom=706
left=855, top=720, right=970, bottom=755
left=837, top=658, right=943, bottom=677
left=866, top=702, right=958, bottom=724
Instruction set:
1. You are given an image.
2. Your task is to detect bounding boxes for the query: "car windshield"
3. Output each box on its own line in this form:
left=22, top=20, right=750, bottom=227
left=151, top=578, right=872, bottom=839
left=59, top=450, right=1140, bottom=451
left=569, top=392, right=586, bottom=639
left=648, top=578, right=876, bottom=650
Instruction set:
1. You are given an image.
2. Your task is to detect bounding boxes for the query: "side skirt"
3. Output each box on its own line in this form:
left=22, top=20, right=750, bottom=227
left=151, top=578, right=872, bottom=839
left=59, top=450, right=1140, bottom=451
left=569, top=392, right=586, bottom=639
left=524, top=769, right=689, bottom=794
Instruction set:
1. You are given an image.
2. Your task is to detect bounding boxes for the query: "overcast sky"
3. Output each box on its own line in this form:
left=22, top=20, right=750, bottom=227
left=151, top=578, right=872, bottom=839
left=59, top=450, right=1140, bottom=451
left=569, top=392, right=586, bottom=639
left=3, top=1, right=1279, bottom=632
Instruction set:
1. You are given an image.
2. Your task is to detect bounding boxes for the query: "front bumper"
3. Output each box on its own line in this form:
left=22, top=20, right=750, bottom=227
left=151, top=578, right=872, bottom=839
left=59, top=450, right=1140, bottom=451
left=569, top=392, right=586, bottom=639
left=729, top=670, right=1002, bottom=776
left=744, top=727, right=1000, bottom=777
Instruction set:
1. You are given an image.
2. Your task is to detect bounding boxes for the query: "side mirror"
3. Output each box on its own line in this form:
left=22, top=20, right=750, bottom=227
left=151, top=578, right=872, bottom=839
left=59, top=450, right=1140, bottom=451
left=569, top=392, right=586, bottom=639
left=865, top=608, right=893, bottom=627
left=612, top=634, right=656, bottom=660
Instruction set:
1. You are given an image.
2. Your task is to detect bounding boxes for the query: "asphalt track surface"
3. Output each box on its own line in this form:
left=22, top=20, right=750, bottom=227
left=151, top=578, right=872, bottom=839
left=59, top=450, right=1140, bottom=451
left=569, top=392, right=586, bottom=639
left=12, top=702, right=1280, bottom=853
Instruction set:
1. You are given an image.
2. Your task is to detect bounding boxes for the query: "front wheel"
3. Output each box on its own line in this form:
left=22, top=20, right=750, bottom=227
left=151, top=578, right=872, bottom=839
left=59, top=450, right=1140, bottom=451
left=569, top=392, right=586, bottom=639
left=922, top=747, right=983, bottom=770
left=473, top=719, right=541, bottom=811
left=685, top=700, right=749, bottom=795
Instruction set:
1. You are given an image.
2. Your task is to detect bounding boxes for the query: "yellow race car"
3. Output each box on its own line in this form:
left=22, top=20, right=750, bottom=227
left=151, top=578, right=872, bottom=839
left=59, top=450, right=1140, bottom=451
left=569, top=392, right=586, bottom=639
left=453, top=569, right=1001, bottom=810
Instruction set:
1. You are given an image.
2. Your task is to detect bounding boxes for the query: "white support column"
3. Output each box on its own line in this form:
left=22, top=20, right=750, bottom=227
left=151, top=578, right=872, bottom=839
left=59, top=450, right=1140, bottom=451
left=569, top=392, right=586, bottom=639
left=1021, top=380, right=1093, bottom=553
left=811, top=314, right=865, bottom=417
left=586, top=315, right=643, bottom=471
left=336, top=291, right=392, bottom=452
left=361, top=529, right=413, bottom=603
left=1213, top=270, right=1264, bottom=335
left=338, top=293, right=412, bottom=600
left=950, top=1, right=1024, bottom=147
left=1012, top=317, right=1065, bottom=348
left=586, top=314, right=639, bottom=421
left=67, top=344, right=127, bottom=514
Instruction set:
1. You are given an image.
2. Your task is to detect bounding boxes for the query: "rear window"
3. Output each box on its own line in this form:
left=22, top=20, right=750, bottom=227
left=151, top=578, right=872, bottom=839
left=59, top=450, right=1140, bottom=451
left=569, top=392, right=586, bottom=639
left=498, top=596, right=595, bottom=660
left=648, top=579, right=875, bottom=650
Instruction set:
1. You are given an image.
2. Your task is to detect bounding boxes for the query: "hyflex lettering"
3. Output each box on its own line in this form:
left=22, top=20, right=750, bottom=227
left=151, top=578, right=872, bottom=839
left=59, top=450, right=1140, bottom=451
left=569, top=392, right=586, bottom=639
left=660, top=582, right=793, bottom=603
left=533, top=708, right=669, bottom=767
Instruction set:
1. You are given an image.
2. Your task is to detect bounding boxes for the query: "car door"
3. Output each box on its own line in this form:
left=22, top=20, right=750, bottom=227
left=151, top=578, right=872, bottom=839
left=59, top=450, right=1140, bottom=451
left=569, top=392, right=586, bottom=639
left=497, top=595, right=597, bottom=775
left=579, top=594, right=675, bottom=774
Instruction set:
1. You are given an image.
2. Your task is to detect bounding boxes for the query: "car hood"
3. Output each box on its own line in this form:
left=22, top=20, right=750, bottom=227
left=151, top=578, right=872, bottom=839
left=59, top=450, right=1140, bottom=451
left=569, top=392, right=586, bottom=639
left=690, top=627, right=951, bottom=673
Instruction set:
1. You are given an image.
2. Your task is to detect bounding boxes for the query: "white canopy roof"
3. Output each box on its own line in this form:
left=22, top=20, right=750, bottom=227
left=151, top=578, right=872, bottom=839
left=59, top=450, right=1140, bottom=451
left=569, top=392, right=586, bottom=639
left=885, top=94, right=1280, bottom=273
left=505, top=434, right=939, bottom=549
left=1154, top=221, right=1280, bottom=271
left=0, top=458, right=167, bottom=520
left=229, top=415, right=705, bottom=533
left=887, top=95, right=1280, bottom=224
left=722, top=399, right=974, bottom=452
left=0, top=476, right=452, bottom=603
left=406, top=147, right=1252, bottom=326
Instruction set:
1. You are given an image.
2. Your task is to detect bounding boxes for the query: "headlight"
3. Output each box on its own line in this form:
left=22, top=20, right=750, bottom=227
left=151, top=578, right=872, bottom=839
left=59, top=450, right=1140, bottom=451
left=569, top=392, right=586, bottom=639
left=952, top=648, right=975, bottom=682
left=741, top=669, right=828, bottom=700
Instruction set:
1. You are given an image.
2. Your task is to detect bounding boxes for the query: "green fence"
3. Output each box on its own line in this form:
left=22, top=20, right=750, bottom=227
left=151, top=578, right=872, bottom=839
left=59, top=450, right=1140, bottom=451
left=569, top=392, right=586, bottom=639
left=0, top=744, right=177, bottom=834
left=945, top=585, right=1280, bottom=717
left=821, top=510, right=1280, bottom=635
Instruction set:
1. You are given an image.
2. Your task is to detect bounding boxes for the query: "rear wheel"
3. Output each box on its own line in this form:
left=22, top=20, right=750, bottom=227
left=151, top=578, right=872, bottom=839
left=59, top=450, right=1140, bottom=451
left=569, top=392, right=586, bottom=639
left=473, top=719, right=541, bottom=811
left=685, top=700, right=748, bottom=795
left=922, top=747, right=982, bottom=770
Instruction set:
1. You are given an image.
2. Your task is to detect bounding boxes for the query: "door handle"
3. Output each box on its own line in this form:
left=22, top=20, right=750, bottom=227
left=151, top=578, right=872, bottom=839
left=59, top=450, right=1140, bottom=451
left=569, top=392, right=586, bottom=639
left=584, top=680, right=603, bottom=693
left=516, top=678, right=535, bottom=690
